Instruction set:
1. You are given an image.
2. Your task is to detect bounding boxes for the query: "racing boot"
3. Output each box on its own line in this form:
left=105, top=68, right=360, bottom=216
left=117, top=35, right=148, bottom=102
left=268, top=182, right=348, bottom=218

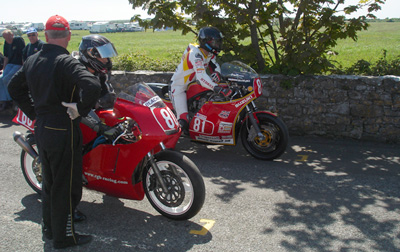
left=53, top=233, right=93, bottom=249
left=178, top=113, right=189, bottom=135
left=42, top=224, right=53, bottom=241
left=73, top=209, right=86, bottom=222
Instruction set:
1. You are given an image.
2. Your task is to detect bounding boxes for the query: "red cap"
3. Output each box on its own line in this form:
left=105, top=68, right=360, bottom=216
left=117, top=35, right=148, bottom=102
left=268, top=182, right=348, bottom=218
left=45, top=15, right=70, bottom=31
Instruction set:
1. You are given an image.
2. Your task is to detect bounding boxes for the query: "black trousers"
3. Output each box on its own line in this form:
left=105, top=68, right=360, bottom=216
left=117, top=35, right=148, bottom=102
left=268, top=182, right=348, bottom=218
left=35, top=113, right=83, bottom=244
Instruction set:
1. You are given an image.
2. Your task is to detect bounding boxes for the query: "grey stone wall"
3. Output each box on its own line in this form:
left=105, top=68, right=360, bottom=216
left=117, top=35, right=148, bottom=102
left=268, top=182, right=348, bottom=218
left=111, top=71, right=400, bottom=143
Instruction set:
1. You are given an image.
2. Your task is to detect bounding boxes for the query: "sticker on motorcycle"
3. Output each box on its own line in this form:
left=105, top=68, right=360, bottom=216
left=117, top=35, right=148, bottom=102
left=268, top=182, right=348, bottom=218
left=144, top=96, right=162, bottom=107
left=255, top=78, right=263, bottom=96
left=218, top=110, right=230, bottom=119
left=195, top=135, right=233, bottom=144
left=84, top=172, right=128, bottom=185
left=218, top=122, right=232, bottom=134
left=195, top=113, right=207, bottom=121
left=234, top=93, right=255, bottom=108
left=152, top=107, right=179, bottom=132
left=14, top=109, right=35, bottom=131
left=192, top=117, right=214, bottom=135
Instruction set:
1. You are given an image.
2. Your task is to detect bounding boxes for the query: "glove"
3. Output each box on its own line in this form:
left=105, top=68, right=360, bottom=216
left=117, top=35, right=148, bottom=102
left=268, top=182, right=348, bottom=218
left=103, top=124, right=124, bottom=141
left=62, top=102, right=80, bottom=120
left=211, top=72, right=221, bottom=83
left=213, top=86, right=232, bottom=97
left=92, top=122, right=110, bottom=134
left=91, top=121, right=123, bottom=141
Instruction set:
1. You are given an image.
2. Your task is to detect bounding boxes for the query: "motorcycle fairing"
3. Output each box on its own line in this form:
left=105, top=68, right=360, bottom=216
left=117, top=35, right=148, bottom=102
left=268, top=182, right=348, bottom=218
left=113, top=98, right=180, bottom=149
left=189, top=91, right=257, bottom=145
left=186, top=82, right=210, bottom=100
left=82, top=142, right=146, bottom=200
left=150, top=107, right=180, bottom=135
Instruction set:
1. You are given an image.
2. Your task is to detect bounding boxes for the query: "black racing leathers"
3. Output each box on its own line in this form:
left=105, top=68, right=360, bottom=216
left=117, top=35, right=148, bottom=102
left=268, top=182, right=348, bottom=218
left=8, top=43, right=101, bottom=245
left=9, top=43, right=100, bottom=120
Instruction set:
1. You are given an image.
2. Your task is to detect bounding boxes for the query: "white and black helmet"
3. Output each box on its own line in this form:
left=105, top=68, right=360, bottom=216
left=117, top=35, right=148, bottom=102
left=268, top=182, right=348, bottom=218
left=78, top=34, right=118, bottom=74
left=198, top=27, right=224, bottom=56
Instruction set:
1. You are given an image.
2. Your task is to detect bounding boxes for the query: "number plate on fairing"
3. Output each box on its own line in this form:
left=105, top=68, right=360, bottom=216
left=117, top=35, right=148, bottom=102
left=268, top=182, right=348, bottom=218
left=151, top=107, right=179, bottom=132
left=13, top=109, right=35, bottom=131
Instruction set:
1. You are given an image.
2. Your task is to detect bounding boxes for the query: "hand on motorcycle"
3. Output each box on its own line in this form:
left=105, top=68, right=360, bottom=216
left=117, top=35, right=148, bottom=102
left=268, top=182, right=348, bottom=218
left=93, top=118, right=135, bottom=142
left=103, top=125, right=124, bottom=141
left=61, top=102, right=80, bottom=120
left=213, top=86, right=232, bottom=97
left=211, top=72, right=221, bottom=83
left=103, top=118, right=136, bottom=142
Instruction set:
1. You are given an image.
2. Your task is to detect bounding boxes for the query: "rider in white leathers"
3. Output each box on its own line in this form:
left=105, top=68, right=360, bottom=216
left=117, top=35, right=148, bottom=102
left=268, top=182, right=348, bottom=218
left=170, top=27, right=232, bottom=133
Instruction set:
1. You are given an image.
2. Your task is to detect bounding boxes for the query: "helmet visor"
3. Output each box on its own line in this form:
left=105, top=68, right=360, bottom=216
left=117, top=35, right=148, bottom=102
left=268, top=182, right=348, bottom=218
left=209, top=38, right=222, bottom=51
left=91, top=43, right=118, bottom=58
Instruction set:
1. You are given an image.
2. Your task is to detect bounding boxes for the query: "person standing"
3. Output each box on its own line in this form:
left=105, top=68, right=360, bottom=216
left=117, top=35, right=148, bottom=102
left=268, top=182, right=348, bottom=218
left=22, top=27, right=45, bottom=61
left=8, top=15, right=101, bottom=249
left=0, top=29, right=25, bottom=110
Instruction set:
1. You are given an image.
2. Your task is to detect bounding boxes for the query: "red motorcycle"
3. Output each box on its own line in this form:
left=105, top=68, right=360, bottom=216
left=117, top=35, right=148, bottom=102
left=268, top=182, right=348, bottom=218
left=12, top=83, right=205, bottom=220
left=148, top=61, right=289, bottom=160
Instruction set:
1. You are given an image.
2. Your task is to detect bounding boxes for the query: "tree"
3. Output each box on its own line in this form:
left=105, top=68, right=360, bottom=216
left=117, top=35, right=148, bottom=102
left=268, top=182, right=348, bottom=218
left=131, top=15, right=152, bottom=31
left=127, top=0, right=386, bottom=74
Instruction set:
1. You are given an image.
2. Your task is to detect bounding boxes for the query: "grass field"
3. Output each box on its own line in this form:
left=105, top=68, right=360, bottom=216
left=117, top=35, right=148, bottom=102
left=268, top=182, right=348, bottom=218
left=67, top=30, right=195, bottom=60
left=329, top=22, right=400, bottom=69
left=3, top=22, right=400, bottom=72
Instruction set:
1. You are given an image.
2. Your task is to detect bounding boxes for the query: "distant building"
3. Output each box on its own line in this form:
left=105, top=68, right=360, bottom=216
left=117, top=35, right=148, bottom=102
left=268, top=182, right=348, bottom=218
left=90, top=22, right=109, bottom=33
left=70, top=21, right=89, bottom=30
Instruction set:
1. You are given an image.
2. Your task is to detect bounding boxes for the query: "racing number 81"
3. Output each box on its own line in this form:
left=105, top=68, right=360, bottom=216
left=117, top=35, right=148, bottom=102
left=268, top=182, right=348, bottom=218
left=193, top=118, right=205, bottom=133
left=193, top=118, right=213, bottom=134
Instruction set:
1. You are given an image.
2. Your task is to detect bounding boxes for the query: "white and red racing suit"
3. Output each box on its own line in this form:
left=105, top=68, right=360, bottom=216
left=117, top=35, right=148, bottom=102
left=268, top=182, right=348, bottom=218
left=170, top=43, right=221, bottom=120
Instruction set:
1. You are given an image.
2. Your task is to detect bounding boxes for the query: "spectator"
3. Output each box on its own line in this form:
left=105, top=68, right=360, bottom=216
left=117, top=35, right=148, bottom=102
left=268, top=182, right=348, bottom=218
left=0, top=29, right=25, bottom=111
left=22, top=27, right=44, bottom=61
left=8, top=15, right=101, bottom=249
left=0, top=52, right=4, bottom=71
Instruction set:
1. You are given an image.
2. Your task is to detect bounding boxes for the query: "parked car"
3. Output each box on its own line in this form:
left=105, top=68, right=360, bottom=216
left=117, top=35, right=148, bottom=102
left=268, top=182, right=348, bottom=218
left=0, top=26, right=7, bottom=34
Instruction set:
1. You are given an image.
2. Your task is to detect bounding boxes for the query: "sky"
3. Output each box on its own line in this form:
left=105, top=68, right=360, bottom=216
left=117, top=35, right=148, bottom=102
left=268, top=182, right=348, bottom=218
left=0, top=0, right=399, bottom=24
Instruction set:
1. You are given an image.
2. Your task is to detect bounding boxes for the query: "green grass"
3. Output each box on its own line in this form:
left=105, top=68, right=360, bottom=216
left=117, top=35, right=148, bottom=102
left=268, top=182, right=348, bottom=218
left=65, top=23, right=400, bottom=71
left=329, top=22, right=400, bottom=69
left=3, top=22, right=399, bottom=73
left=68, top=30, right=196, bottom=60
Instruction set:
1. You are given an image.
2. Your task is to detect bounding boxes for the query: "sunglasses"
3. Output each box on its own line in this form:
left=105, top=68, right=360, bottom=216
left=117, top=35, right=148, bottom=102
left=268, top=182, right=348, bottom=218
left=27, top=34, right=37, bottom=37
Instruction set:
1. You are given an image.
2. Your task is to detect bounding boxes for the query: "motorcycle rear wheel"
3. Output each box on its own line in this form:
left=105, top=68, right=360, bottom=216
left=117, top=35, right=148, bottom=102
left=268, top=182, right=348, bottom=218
left=143, top=150, right=205, bottom=220
left=20, top=135, right=42, bottom=194
left=241, top=113, right=289, bottom=160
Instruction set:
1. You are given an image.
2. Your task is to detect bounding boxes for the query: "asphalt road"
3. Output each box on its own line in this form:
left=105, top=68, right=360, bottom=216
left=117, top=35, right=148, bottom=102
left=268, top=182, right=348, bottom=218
left=1, top=113, right=399, bottom=252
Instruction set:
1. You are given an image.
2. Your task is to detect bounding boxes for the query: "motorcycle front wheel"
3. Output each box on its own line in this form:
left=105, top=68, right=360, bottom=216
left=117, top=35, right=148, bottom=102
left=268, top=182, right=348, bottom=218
left=20, top=134, right=42, bottom=194
left=240, top=113, right=289, bottom=160
left=143, top=150, right=205, bottom=220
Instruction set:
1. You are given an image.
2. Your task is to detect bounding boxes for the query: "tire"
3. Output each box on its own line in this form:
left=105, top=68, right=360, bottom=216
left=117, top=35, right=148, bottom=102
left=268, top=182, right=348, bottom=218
left=20, top=135, right=42, bottom=194
left=241, top=113, right=289, bottom=160
left=143, top=150, right=205, bottom=220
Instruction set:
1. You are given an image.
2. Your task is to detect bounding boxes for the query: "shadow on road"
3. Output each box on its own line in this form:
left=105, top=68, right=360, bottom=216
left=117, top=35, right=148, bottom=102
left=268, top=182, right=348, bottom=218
left=0, top=113, right=17, bottom=129
left=176, top=135, right=400, bottom=251
left=14, top=194, right=212, bottom=252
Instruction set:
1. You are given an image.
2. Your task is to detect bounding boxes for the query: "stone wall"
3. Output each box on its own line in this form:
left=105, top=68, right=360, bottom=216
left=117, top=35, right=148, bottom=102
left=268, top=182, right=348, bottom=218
left=111, top=71, right=400, bottom=143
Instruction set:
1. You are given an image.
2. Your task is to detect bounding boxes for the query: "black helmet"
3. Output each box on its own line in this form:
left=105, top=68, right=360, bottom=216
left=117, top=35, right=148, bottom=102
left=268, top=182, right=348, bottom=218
left=198, top=27, right=223, bottom=56
left=78, top=34, right=118, bottom=74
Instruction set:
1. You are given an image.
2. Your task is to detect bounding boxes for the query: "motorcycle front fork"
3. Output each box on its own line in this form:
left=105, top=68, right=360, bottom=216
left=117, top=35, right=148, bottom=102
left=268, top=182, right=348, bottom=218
left=245, top=102, right=266, bottom=141
left=146, top=142, right=169, bottom=192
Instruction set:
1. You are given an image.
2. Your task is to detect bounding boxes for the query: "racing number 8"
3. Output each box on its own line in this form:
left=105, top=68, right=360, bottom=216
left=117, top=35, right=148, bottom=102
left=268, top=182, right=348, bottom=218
left=160, top=108, right=177, bottom=129
left=256, top=78, right=262, bottom=95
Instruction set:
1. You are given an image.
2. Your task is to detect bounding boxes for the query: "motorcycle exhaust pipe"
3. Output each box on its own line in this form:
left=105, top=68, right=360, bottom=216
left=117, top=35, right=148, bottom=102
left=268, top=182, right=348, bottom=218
left=13, top=131, right=38, bottom=159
